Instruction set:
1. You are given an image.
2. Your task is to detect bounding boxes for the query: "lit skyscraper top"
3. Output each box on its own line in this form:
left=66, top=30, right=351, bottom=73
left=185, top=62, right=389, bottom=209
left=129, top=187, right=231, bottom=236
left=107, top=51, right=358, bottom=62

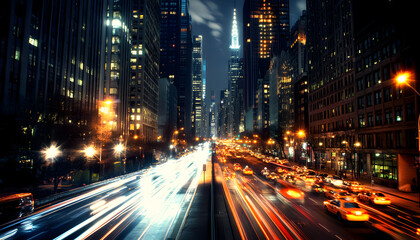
left=230, top=9, right=240, bottom=50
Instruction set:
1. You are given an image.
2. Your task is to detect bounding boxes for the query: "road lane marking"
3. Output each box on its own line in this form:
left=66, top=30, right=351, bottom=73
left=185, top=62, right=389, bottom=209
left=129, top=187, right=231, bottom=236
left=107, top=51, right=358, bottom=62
left=387, top=205, right=410, bottom=215
left=335, top=235, right=343, bottom=240
left=309, top=197, right=318, bottom=204
left=318, top=223, right=330, bottom=232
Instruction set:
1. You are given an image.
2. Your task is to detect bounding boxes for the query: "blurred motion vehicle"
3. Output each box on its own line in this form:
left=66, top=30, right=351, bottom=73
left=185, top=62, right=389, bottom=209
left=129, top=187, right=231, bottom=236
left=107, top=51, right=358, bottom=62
left=261, top=167, right=270, bottom=176
left=242, top=166, right=254, bottom=175
left=233, top=163, right=242, bottom=171
left=311, top=184, right=325, bottom=193
left=0, top=193, right=34, bottom=222
left=283, top=174, right=296, bottom=184
left=325, top=189, right=353, bottom=201
left=324, top=199, right=369, bottom=222
left=343, top=181, right=364, bottom=193
left=223, top=168, right=236, bottom=180
left=276, top=180, right=305, bottom=203
left=266, top=172, right=280, bottom=180
left=357, top=191, right=391, bottom=205
left=325, top=175, right=344, bottom=187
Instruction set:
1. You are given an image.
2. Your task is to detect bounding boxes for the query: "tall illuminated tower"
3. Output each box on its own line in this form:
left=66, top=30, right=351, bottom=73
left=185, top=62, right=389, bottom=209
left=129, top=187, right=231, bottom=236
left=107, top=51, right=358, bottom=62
left=228, top=9, right=244, bottom=137
left=243, top=0, right=289, bottom=122
left=192, top=35, right=203, bottom=138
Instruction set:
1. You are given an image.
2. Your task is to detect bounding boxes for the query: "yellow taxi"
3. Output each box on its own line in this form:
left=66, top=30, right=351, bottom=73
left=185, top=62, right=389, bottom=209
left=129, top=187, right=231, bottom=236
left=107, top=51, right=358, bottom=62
left=344, top=181, right=364, bottom=193
left=242, top=165, right=253, bottom=175
left=324, top=199, right=369, bottom=221
left=357, top=191, right=391, bottom=205
left=233, top=163, right=242, bottom=171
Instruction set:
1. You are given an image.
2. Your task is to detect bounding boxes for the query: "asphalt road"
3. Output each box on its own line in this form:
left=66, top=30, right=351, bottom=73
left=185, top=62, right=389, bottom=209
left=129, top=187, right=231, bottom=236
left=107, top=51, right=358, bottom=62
left=0, top=146, right=210, bottom=240
left=217, top=148, right=420, bottom=240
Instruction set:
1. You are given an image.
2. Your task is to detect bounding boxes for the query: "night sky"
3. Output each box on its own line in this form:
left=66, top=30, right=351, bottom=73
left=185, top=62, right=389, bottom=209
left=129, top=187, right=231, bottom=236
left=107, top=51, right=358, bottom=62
left=190, top=0, right=306, bottom=104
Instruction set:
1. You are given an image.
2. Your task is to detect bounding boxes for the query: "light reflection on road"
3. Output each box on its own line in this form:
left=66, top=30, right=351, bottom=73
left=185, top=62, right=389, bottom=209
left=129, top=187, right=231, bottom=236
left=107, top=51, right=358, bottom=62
left=0, top=144, right=210, bottom=240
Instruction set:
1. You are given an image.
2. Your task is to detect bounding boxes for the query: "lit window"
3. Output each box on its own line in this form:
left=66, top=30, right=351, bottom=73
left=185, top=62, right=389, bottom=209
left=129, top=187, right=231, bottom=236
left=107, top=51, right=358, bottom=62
left=29, top=37, right=38, bottom=47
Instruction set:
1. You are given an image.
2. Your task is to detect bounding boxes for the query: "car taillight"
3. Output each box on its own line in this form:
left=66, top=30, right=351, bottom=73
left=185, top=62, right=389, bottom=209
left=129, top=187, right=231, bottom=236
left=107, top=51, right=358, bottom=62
left=286, top=189, right=302, bottom=198
left=349, top=210, right=365, bottom=216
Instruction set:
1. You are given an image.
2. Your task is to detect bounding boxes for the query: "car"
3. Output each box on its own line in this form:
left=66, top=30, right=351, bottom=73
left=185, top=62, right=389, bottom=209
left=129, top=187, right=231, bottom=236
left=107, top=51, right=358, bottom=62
left=343, top=181, right=364, bottom=193
left=325, top=189, right=353, bottom=201
left=243, top=165, right=253, bottom=175
left=283, top=174, right=296, bottom=184
left=324, top=199, right=369, bottom=222
left=266, top=172, right=280, bottom=180
left=276, top=180, right=305, bottom=203
left=325, top=175, right=344, bottom=187
left=311, top=184, right=325, bottom=193
left=261, top=167, right=270, bottom=176
left=233, top=163, right=242, bottom=171
left=357, top=191, right=391, bottom=205
left=0, top=193, right=34, bottom=222
left=223, top=169, right=236, bottom=180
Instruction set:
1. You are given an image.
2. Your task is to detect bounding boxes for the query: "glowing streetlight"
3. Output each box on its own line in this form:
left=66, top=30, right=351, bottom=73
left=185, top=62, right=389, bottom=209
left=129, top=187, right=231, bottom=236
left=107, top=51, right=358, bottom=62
left=114, top=143, right=124, bottom=155
left=42, top=144, right=61, bottom=161
left=83, top=146, right=96, bottom=158
left=354, top=142, right=361, bottom=148
left=395, top=71, right=420, bottom=96
left=297, top=130, right=305, bottom=138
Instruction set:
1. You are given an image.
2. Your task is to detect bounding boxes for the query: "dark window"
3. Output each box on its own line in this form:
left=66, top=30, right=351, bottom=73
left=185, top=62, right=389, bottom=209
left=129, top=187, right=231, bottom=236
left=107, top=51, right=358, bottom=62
left=375, top=110, right=382, bottom=125
left=406, top=103, right=415, bottom=121
left=374, top=90, right=382, bottom=105
left=358, top=96, right=364, bottom=109
left=366, top=93, right=372, bottom=107
left=385, top=108, right=393, bottom=124
left=384, top=87, right=392, bottom=102
left=367, top=112, right=374, bottom=127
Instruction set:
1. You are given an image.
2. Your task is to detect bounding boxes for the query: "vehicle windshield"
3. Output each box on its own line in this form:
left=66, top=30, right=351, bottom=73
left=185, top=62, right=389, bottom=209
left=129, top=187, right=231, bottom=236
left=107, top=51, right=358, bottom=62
left=339, top=192, right=350, bottom=196
left=344, top=202, right=360, bottom=208
left=375, top=193, right=385, bottom=197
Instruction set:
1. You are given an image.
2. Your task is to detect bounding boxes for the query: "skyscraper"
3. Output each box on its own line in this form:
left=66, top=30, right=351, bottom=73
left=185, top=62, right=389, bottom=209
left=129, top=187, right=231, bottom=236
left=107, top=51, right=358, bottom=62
left=228, top=9, right=244, bottom=138
left=103, top=0, right=132, bottom=139
left=0, top=0, right=105, bottom=168
left=243, top=0, right=289, bottom=122
left=209, top=91, right=216, bottom=138
left=129, top=0, right=160, bottom=142
left=160, top=0, right=192, bottom=138
left=192, top=35, right=203, bottom=138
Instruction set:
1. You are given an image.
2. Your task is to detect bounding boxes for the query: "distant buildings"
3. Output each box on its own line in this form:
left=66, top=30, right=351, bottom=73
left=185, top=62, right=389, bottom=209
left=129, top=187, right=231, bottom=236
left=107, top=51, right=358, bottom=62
left=160, top=0, right=193, bottom=138
left=209, top=91, right=216, bottom=138
left=227, top=9, right=244, bottom=138
left=243, top=0, right=290, bottom=127
left=158, top=78, right=177, bottom=142
left=192, top=35, right=204, bottom=138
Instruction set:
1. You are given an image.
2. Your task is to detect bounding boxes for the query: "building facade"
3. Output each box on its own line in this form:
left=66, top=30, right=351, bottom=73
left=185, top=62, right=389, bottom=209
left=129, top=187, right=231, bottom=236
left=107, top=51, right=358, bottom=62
left=160, top=0, right=192, bottom=139
left=227, top=9, right=244, bottom=138
left=192, top=35, right=204, bottom=138
left=129, top=0, right=160, bottom=142
left=243, top=0, right=290, bottom=119
left=0, top=0, right=106, bottom=180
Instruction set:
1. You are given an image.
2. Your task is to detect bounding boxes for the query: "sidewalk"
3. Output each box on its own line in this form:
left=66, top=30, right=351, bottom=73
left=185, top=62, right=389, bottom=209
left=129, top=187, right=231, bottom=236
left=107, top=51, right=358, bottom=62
left=178, top=156, right=212, bottom=239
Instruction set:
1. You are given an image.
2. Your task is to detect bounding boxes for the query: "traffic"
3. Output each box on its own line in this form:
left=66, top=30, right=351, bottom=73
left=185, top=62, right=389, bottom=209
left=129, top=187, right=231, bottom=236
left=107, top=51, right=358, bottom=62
left=215, top=140, right=420, bottom=239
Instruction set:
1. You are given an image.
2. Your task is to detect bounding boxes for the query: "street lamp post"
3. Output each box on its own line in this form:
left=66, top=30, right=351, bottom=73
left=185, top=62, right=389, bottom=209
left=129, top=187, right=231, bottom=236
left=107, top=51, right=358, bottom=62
left=42, top=144, right=62, bottom=193
left=395, top=71, right=420, bottom=206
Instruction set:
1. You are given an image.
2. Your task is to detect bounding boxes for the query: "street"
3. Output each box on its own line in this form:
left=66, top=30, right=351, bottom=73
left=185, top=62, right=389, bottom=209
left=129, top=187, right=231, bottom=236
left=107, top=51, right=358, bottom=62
left=216, top=145, right=420, bottom=240
left=0, top=146, right=210, bottom=240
